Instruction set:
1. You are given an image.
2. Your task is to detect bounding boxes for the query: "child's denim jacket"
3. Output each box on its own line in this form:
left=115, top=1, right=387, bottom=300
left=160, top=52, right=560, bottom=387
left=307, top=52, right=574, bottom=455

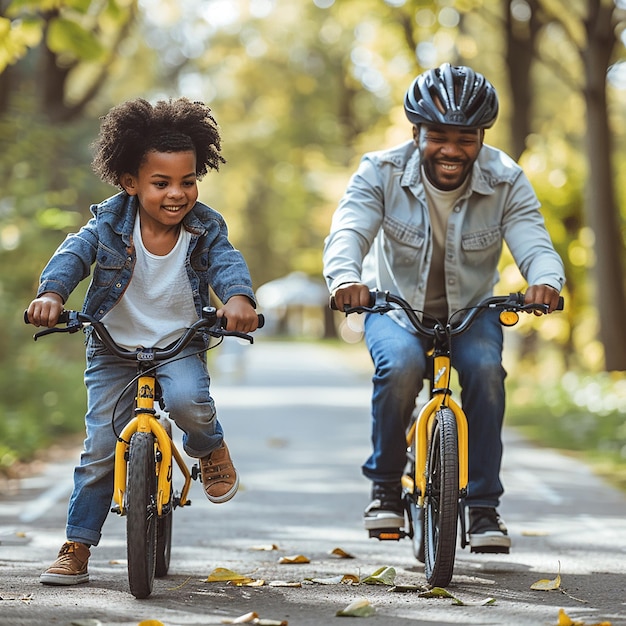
left=37, top=191, right=256, bottom=320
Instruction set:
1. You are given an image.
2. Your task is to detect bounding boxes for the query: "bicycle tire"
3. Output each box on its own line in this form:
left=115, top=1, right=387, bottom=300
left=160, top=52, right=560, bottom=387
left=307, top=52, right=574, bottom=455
left=126, top=431, right=158, bottom=599
left=423, top=407, right=459, bottom=587
left=155, top=512, right=172, bottom=577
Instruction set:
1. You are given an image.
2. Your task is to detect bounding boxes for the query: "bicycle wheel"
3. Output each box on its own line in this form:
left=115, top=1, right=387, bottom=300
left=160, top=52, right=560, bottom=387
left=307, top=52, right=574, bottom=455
left=126, top=431, right=158, bottom=599
left=423, top=407, right=459, bottom=587
left=155, top=511, right=172, bottom=577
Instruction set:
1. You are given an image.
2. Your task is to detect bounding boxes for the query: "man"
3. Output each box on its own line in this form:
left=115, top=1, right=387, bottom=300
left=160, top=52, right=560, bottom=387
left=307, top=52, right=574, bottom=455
left=323, top=64, right=565, bottom=553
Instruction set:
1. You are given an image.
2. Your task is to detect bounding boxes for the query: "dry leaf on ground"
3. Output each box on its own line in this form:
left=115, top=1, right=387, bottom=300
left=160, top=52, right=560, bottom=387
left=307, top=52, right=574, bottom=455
left=206, top=567, right=256, bottom=585
left=336, top=598, right=376, bottom=617
left=278, top=554, right=310, bottom=564
left=531, top=562, right=561, bottom=591
left=361, top=566, right=396, bottom=585
left=330, top=547, right=355, bottom=559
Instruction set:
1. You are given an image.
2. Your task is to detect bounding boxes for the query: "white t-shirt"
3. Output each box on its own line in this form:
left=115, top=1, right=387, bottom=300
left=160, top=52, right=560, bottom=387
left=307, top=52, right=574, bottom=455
left=422, top=168, right=469, bottom=320
left=101, top=213, right=198, bottom=350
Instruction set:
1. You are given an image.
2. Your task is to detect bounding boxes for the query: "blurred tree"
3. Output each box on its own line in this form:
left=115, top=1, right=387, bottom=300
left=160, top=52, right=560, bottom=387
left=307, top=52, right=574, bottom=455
left=501, top=0, right=626, bottom=369
left=0, top=0, right=139, bottom=121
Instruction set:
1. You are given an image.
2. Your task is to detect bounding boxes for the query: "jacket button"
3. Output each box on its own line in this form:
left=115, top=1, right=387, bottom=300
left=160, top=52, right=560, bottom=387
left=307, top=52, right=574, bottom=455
left=116, top=283, right=122, bottom=288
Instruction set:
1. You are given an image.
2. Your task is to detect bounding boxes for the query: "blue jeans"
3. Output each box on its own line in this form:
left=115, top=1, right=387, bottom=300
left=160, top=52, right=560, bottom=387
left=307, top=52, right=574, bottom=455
left=363, top=310, right=506, bottom=508
left=66, top=334, right=224, bottom=546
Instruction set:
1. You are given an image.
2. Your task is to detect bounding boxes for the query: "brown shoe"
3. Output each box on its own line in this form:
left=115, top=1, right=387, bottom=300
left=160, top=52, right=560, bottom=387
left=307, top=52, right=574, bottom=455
left=200, top=442, right=239, bottom=503
left=40, top=541, right=90, bottom=585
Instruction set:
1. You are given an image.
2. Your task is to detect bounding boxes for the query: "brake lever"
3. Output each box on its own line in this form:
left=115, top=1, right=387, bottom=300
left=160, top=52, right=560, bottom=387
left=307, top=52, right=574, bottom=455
left=32, top=325, right=82, bottom=341
left=343, top=304, right=394, bottom=315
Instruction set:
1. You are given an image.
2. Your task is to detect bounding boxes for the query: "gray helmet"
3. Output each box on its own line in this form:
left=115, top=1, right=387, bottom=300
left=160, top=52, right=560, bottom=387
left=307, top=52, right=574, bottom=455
left=404, top=63, right=499, bottom=128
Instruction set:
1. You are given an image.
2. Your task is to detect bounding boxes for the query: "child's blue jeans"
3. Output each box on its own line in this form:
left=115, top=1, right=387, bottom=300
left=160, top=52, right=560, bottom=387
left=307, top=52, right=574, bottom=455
left=66, top=334, right=223, bottom=546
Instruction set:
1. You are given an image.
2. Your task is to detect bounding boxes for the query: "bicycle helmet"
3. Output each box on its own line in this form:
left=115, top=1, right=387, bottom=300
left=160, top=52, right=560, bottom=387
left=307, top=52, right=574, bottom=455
left=404, top=63, right=499, bottom=128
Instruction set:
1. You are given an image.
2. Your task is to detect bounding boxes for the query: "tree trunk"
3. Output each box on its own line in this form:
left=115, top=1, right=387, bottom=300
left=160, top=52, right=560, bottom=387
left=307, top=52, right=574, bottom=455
left=582, top=0, right=626, bottom=370
left=503, top=0, right=544, bottom=160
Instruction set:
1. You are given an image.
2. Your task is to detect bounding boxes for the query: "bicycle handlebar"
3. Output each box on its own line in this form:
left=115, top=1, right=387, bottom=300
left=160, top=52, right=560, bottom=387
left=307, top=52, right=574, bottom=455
left=331, top=290, right=564, bottom=340
left=24, top=307, right=265, bottom=361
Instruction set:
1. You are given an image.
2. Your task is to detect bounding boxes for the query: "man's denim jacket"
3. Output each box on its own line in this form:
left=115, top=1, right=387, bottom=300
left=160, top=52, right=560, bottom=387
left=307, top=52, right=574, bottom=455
left=37, top=192, right=256, bottom=320
left=323, top=140, right=565, bottom=320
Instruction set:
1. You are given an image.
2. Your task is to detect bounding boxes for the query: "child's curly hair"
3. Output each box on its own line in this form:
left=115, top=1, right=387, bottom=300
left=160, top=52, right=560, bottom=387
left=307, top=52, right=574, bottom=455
left=91, top=97, right=226, bottom=187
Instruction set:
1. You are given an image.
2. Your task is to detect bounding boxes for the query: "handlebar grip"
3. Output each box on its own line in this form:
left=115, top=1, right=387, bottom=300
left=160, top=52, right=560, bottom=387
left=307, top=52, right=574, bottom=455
left=329, top=290, right=378, bottom=311
left=23, top=309, right=72, bottom=325
left=218, top=313, right=265, bottom=329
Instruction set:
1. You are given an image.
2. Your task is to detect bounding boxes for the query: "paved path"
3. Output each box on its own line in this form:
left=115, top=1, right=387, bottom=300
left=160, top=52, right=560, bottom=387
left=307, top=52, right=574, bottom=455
left=1, top=339, right=626, bottom=625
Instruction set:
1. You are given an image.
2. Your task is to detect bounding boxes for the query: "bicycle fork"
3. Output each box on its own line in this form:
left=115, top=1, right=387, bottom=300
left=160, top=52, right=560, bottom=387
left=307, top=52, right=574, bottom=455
left=111, top=374, right=194, bottom=517
left=399, top=354, right=469, bottom=532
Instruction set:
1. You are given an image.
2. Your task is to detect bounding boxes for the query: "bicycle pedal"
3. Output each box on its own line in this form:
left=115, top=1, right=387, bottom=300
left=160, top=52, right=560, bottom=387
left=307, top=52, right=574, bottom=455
left=368, top=528, right=406, bottom=541
left=110, top=504, right=122, bottom=515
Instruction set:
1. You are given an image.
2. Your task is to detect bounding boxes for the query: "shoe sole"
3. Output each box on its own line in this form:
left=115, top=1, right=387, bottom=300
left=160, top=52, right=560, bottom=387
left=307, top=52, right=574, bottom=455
left=205, top=473, right=240, bottom=504
left=363, top=512, right=404, bottom=530
left=40, top=572, right=89, bottom=585
left=469, top=532, right=511, bottom=554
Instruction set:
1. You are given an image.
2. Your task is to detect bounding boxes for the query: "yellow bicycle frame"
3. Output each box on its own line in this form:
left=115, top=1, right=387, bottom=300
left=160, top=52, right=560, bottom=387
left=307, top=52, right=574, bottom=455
left=113, top=375, right=193, bottom=516
left=401, top=353, right=468, bottom=506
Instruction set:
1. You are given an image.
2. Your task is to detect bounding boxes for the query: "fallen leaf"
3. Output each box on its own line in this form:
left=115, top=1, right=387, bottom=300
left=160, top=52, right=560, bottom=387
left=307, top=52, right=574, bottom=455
left=278, top=554, right=310, bottom=564
left=137, top=622, right=165, bottom=626
left=250, top=544, right=280, bottom=551
left=532, top=561, right=561, bottom=591
left=361, top=566, right=396, bottom=586
left=556, top=609, right=612, bottom=626
left=531, top=573, right=561, bottom=591
left=206, top=567, right=256, bottom=584
left=222, top=612, right=259, bottom=624
left=221, top=614, right=288, bottom=626
left=521, top=530, right=550, bottom=536
left=557, top=608, right=584, bottom=626
left=268, top=581, right=302, bottom=587
left=336, top=598, right=376, bottom=617
left=452, top=596, right=497, bottom=606
left=230, top=579, right=265, bottom=587
left=330, top=547, right=355, bottom=559
left=305, top=574, right=359, bottom=585
left=419, top=587, right=456, bottom=599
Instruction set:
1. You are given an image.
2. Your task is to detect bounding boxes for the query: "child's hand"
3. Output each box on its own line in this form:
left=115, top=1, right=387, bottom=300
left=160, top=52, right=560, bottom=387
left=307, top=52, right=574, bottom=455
left=26, top=293, right=64, bottom=327
left=218, top=295, right=259, bottom=333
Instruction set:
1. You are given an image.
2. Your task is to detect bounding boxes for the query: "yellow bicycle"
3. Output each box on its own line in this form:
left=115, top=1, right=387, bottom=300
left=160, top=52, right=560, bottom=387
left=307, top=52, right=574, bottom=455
left=339, top=290, right=563, bottom=587
left=26, top=306, right=263, bottom=598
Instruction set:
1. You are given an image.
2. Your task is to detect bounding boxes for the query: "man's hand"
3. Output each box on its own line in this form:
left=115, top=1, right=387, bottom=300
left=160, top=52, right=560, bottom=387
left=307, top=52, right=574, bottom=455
left=524, top=284, right=561, bottom=315
left=331, top=283, right=371, bottom=311
left=26, top=293, right=64, bottom=327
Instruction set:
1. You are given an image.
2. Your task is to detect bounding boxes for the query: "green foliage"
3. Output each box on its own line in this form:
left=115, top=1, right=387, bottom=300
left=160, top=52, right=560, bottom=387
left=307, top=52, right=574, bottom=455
left=0, top=15, right=43, bottom=71
left=47, top=17, right=104, bottom=61
left=507, top=371, right=626, bottom=490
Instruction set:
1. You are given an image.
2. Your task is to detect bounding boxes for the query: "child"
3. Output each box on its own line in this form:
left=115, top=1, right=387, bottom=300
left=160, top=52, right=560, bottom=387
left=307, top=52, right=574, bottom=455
left=26, top=97, right=260, bottom=585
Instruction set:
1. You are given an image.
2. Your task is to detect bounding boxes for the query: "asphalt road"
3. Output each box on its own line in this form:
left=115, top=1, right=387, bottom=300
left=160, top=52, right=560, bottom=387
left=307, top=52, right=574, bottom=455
left=1, top=339, right=626, bottom=626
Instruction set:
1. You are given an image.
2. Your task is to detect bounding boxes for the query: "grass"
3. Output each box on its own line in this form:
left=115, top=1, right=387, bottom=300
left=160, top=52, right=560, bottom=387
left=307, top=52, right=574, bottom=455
left=507, top=370, right=626, bottom=492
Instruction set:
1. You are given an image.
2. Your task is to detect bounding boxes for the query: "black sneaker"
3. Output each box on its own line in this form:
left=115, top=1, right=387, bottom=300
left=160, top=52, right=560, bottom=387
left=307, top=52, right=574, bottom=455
left=363, top=482, right=404, bottom=530
left=468, top=507, right=511, bottom=554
